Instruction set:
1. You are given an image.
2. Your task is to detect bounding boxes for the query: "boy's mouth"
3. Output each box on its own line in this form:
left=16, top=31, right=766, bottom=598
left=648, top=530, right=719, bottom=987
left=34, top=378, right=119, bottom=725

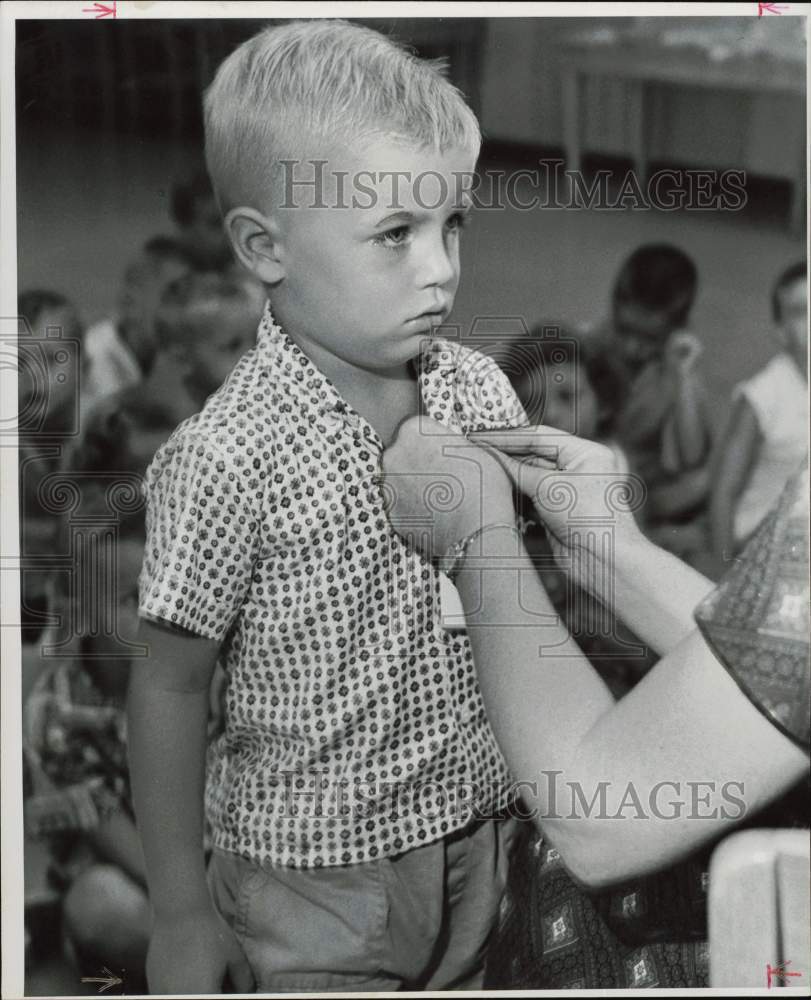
left=408, top=306, right=448, bottom=328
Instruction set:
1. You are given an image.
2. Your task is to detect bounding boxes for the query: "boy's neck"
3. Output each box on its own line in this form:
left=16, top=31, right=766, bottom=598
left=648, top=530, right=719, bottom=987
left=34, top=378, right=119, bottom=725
left=320, top=353, right=420, bottom=447
left=278, top=320, right=420, bottom=446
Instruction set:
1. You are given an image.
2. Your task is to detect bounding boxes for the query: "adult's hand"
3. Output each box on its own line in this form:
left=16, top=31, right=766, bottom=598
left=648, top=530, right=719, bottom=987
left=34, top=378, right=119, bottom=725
left=469, top=426, right=645, bottom=590
left=380, top=416, right=514, bottom=561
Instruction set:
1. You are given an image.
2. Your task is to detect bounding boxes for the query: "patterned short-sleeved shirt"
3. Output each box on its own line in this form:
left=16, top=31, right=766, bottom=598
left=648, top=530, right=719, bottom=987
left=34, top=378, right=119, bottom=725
left=139, top=303, right=527, bottom=868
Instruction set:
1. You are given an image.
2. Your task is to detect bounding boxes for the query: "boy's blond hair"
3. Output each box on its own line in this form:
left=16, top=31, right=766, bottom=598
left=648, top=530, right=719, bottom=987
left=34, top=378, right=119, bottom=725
left=204, top=19, right=481, bottom=213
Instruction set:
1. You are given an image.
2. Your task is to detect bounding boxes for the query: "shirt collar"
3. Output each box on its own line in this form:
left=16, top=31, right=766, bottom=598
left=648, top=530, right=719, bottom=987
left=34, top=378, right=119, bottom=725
left=254, top=300, right=455, bottom=444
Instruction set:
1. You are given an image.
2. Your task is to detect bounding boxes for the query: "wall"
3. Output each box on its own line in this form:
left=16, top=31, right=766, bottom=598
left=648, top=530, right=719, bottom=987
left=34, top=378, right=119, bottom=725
left=479, top=18, right=805, bottom=179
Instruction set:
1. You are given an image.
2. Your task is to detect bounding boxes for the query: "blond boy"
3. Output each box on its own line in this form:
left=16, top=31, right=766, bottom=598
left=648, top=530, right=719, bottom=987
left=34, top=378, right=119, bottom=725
left=128, top=20, right=525, bottom=993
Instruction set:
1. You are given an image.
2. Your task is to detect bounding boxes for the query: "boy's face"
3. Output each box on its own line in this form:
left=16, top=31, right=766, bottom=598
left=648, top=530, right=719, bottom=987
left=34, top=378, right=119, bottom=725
left=612, top=301, right=674, bottom=373
left=777, top=277, right=808, bottom=375
left=270, top=139, right=475, bottom=373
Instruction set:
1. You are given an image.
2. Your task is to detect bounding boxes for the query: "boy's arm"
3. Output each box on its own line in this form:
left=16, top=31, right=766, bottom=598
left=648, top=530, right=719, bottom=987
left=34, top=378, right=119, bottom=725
left=661, top=332, right=711, bottom=473
left=710, top=395, right=762, bottom=566
left=615, top=363, right=673, bottom=447
left=647, top=463, right=711, bottom=520
left=127, top=619, right=255, bottom=994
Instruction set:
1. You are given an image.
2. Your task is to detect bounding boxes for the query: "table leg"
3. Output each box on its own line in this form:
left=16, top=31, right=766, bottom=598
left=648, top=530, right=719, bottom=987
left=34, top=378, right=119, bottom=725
left=788, top=135, right=806, bottom=238
left=562, top=66, right=580, bottom=175
left=628, top=78, right=646, bottom=186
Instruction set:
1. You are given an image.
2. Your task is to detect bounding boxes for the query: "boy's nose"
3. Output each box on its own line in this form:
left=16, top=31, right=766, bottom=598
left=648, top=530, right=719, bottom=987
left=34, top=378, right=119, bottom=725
left=418, top=237, right=457, bottom=290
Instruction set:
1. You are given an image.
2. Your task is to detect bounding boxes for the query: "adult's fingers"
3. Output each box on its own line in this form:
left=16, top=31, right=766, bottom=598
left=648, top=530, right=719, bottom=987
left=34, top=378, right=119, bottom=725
left=469, top=425, right=570, bottom=458
left=478, top=443, right=548, bottom=498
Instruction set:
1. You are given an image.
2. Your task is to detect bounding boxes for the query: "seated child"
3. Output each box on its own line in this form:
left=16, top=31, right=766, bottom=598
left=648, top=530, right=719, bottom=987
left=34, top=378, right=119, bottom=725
left=82, top=236, right=193, bottom=410
left=499, top=327, right=655, bottom=696
left=146, top=269, right=265, bottom=411
left=23, top=512, right=149, bottom=987
left=711, top=260, right=808, bottom=564
left=170, top=166, right=234, bottom=270
left=501, top=323, right=629, bottom=461
left=128, top=19, right=529, bottom=996
left=17, top=290, right=86, bottom=644
left=76, top=270, right=264, bottom=478
left=596, top=244, right=713, bottom=560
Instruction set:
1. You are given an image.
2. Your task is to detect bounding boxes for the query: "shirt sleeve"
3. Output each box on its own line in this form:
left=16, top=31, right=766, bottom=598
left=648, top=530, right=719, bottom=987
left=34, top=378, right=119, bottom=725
left=139, top=431, right=263, bottom=642
left=422, top=340, right=528, bottom=433
left=694, top=461, right=810, bottom=751
left=732, top=366, right=768, bottom=433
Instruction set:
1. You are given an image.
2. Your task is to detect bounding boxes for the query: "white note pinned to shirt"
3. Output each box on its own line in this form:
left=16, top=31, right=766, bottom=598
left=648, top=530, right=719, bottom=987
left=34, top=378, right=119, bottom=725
left=439, top=573, right=467, bottom=632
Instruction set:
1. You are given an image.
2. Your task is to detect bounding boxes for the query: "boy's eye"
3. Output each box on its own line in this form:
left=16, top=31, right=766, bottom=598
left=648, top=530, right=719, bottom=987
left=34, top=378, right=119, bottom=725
left=374, top=225, right=411, bottom=249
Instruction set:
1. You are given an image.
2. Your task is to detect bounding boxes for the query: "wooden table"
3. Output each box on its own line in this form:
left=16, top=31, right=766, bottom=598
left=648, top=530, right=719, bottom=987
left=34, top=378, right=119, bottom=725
left=561, top=38, right=806, bottom=231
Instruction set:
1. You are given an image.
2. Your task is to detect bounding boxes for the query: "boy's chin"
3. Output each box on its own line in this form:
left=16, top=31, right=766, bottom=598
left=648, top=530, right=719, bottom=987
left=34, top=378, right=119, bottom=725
left=360, top=337, right=427, bottom=370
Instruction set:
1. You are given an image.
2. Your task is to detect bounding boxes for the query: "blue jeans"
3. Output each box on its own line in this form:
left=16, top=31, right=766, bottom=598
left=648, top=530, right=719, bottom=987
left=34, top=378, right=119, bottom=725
left=207, top=818, right=517, bottom=992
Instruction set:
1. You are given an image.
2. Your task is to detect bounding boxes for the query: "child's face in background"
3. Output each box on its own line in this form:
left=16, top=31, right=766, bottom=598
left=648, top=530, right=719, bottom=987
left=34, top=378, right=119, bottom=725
left=184, top=194, right=232, bottom=269
left=522, top=360, right=600, bottom=438
left=118, top=256, right=191, bottom=369
left=777, top=276, right=808, bottom=377
left=270, top=139, right=474, bottom=373
left=184, top=296, right=262, bottom=399
left=18, top=304, right=84, bottom=416
left=612, top=301, right=674, bottom=373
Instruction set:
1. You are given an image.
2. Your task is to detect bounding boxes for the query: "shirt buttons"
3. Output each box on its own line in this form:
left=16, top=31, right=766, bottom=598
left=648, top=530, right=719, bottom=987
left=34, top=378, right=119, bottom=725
left=459, top=705, right=476, bottom=725
left=321, top=408, right=344, bottom=430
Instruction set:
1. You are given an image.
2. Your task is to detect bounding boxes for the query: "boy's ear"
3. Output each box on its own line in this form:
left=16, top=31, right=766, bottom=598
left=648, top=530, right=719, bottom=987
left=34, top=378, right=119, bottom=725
left=224, top=208, right=285, bottom=284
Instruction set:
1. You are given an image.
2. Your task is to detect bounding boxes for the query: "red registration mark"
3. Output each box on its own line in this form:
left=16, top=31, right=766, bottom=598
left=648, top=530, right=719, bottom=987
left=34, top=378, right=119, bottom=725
left=767, top=961, right=802, bottom=988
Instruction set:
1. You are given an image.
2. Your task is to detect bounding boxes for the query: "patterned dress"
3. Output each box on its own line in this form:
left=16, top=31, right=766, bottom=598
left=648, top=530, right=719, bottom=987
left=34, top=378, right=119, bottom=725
left=485, top=462, right=809, bottom=989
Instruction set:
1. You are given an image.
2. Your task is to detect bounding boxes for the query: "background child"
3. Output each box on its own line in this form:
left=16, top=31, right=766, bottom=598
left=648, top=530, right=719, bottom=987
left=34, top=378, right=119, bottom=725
left=82, top=236, right=193, bottom=409
left=17, top=290, right=85, bottom=645
left=499, top=323, right=629, bottom=459
left=23, top=511, right=150, bottom=989
left=498, top=328, right=655, bottom=696
left=150, top=269, right=265, bottom=407
left=170, top=166, right=233, bottom=270
left=598, top=244, right=713, bottom=561
left=75, top=270, right=264, bottom=478
left=710, top=260, right=808, bottom=564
